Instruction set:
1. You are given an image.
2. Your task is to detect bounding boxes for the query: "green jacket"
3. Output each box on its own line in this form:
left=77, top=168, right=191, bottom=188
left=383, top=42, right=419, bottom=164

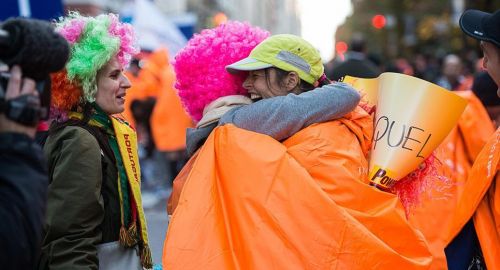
left=39, top=125, right=122, bottom=269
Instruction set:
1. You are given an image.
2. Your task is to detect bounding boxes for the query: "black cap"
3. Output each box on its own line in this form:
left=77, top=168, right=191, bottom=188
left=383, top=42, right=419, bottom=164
left=459, top=9, right=500, bottom=48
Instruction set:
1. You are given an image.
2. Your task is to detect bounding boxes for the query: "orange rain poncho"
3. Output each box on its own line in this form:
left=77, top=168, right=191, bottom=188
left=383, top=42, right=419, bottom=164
left=163, top=107, right=433, bottom=269
left=122, top=71, right=147, bottom=128
left=408, top=90, right=496, bottom=269
left=139, top=48, right=170, bottom=98
left=448, top=128, right=500, bottom=269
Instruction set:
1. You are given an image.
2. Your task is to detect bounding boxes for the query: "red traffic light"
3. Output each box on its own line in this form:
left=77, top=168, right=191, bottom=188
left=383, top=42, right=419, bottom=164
left=336, top=41, right=348, bottom=55
left=213, top=12, right=228, bottom=26
left=372, top=14, right=386, bottom=29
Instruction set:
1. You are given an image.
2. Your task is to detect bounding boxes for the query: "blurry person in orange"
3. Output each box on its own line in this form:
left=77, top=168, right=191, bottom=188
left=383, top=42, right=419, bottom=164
left=149, top=48, right=194, bottom=184
left=122, top=52, right=148, bottom=128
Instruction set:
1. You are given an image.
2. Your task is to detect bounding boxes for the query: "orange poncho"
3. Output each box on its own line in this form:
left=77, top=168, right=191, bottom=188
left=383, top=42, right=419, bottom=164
left=164, top=107, right=432, bottom=269
left=448, top=128, right=500, bottom=269
left=122, top=71, right=146, bottom=128
left=408, top=90, right=497, bottom=269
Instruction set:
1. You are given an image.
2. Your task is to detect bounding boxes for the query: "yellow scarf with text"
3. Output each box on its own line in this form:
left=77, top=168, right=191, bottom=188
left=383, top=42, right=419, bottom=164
left=112, top=117, right=152, bottom=269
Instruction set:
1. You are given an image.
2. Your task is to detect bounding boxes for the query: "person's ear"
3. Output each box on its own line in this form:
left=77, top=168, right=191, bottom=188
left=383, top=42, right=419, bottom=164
left=285, top=71, right=300, bottom=91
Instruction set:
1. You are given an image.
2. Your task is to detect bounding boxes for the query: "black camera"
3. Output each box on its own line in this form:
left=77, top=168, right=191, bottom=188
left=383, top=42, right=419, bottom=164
left=0, top=18, right=69, bottom=126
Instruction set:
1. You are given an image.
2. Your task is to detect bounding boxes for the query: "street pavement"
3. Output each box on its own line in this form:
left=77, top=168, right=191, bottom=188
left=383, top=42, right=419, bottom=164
left=144, top=191, right=170, bottom=266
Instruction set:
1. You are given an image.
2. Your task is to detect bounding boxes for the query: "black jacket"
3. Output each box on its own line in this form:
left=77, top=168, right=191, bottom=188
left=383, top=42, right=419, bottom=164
left=0, top=132, right=48, bottom=269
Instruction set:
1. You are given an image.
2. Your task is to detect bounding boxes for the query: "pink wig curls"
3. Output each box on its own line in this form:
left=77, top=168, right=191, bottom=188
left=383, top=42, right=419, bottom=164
left=174, top=21, right=269, bottom=121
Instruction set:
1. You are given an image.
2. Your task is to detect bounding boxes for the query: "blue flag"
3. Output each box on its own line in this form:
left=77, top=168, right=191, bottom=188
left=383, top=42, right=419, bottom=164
left=0, top=0, right=63, bottom=21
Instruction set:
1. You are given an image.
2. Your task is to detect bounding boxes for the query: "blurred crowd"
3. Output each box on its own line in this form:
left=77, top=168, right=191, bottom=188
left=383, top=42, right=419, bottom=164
left=128, top=30, right=499, bottom=206
left=325, top=34, right=500, bottom=124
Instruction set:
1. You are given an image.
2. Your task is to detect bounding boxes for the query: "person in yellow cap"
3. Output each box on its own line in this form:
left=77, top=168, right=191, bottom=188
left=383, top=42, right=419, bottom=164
left=220, top=34, right=359, bottom=142
left=225, top=33, right=432, bottom=268
left=166, top=32, right=361, bottom=214
left=165, top=33, right=433, bottom=269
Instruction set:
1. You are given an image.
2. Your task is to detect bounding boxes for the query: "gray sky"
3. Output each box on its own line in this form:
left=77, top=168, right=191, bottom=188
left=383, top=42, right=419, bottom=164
left=298, top=0, right=352, bottom=62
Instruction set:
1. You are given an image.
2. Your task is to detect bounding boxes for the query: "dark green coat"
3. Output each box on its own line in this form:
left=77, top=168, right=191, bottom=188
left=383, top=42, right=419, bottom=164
left=39, top=126, right=122, bottom=269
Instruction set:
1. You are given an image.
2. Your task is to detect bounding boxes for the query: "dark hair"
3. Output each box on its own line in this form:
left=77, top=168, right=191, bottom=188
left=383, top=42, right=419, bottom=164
left=472, top=71, right=500, bottom=106
left=264, top=67, right=331, bottom=94
left=350, top=35, right=366, bottom=53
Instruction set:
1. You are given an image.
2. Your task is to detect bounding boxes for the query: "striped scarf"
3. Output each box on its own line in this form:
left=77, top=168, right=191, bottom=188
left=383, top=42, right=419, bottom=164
left=68, top=105, right=152, bottom=268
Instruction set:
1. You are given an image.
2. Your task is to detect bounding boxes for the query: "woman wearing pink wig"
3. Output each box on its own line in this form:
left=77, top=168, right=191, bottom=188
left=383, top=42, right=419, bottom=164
left=163, top=21, right=363, bottom=269
left=166, top=22, right=360, bottom=214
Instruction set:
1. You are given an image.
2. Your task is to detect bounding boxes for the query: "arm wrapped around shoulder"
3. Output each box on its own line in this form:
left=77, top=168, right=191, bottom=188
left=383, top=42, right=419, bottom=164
left=219, top=82, right=361, bottom=141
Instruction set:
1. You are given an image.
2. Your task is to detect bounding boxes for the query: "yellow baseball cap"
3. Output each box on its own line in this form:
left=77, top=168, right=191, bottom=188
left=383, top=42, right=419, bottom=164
left=226, top=34, right=324, bottom=85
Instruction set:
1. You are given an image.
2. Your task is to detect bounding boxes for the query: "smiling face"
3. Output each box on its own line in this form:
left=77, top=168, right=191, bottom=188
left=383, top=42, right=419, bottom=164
left=242, top=68, right=301, bottom=100
left=94, top=56, right=131, bottom=115
left=480, top=41, right=500, bottom=96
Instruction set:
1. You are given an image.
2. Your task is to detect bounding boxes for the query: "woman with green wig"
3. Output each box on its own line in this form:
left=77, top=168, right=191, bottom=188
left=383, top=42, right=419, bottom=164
left=39, top=13, right=152, bottom=269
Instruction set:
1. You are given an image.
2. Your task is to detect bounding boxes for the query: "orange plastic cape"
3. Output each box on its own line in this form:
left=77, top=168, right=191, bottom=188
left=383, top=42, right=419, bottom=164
left=447, top=128, right=500, bottom=269
left=122, top=71, right=147, bottom=128
left=139, top=48, right=170, bottom=98
left=164, top=108, right=432, bottom=269
left=407, top=91, right=496, bottom=269
left=167, top=149, right=199, bottom=215
left=166, top=107, right=373, bottom=214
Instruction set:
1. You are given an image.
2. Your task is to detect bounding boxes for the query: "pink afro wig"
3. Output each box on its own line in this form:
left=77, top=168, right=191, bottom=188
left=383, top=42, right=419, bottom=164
left=174, top=21, right=269, bottom=121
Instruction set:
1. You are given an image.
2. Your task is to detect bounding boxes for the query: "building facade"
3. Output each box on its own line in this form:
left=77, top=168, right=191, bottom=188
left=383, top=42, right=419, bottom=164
left=187, top=0, right=301, bottom=35
left=62, top=0, right=301, bottom=35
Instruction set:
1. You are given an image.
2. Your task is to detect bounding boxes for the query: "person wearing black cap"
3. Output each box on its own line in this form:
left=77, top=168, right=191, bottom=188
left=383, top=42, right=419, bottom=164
left=460, top=9, right=500, bottom=89
left=443, top=9, right=500, bottom=270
